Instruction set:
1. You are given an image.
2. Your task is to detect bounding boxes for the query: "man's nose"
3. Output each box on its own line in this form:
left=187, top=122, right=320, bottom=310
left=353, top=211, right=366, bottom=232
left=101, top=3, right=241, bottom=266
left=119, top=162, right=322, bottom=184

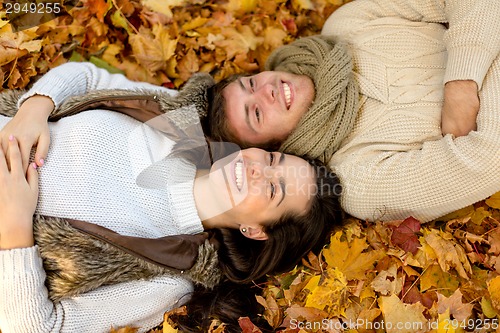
left=255, top=83, right=276, bottom=104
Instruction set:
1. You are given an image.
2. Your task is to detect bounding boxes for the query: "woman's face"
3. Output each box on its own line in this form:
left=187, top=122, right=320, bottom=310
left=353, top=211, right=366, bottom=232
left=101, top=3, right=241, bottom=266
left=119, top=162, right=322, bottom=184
left=208, top=148, right=316, bottom=228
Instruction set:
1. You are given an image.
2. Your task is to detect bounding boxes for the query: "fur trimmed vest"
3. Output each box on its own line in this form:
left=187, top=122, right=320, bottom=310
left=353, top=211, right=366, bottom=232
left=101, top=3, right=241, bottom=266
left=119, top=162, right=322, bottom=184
left=0, top=73, right=225, bottom=301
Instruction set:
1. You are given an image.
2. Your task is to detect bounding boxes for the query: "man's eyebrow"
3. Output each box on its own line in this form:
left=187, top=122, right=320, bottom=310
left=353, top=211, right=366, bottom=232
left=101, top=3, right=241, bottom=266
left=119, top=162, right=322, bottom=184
left=238, top=78, right=246, bottom=91
left=239, top=78, right=257, bottom=134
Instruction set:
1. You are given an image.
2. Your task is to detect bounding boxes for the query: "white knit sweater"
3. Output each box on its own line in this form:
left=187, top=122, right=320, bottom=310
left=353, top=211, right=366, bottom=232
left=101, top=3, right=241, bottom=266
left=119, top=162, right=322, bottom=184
left=0, top=63, right=204, bottom=333
left=323, top=0, right=500, bottom=222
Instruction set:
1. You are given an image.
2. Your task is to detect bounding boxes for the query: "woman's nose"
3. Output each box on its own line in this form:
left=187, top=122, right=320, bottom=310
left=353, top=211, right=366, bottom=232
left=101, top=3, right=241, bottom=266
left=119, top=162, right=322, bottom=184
left=247, top=161, right=278, bottom=183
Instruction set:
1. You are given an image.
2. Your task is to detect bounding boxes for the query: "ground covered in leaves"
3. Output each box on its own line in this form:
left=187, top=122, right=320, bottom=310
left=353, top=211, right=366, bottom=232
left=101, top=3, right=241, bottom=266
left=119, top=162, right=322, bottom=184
left=2, top=0, right=500, bottom=332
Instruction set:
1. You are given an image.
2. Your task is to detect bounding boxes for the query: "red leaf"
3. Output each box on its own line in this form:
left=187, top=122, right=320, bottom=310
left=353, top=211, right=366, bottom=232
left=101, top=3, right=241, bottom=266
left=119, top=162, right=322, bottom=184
left=390, top=216, right=421, bottom=254
left=239, top=317, right=263, bottom=333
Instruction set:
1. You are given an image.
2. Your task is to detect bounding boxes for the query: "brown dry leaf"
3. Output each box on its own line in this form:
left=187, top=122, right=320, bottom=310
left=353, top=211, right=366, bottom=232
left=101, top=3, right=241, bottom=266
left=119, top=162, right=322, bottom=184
left=208, top=319, right=226, bottom=333
left=436, top=289, right=473, bottom=322
left=255, top=293, right=283, bottom=329
left=177, top=48, right=200, bottom=82
left=129, top=25, right=177, bottom=73
left=378, top=294, right=427, bottom=333
left=371, top=264, right=403, bottom=296
left=238, top=317, right=263, bottom=333
left=215, top=26, right=264, bottom=61
left=283, top=304, right=329, bottom=324
left=322, top=231, right=385, bottom=281
left=141, top=0, right=186, bottom=18
left=422, top=229, right=472, bottom=279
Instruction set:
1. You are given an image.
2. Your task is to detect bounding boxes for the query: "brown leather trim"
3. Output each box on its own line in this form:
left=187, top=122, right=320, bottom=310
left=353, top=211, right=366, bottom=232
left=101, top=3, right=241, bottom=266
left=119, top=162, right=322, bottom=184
left=66, top=218, right=209, bottom=270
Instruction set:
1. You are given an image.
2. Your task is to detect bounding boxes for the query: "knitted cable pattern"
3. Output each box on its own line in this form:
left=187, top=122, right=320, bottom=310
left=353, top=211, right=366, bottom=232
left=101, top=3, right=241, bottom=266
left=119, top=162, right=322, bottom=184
left=265, top=35, right=359, bottom=163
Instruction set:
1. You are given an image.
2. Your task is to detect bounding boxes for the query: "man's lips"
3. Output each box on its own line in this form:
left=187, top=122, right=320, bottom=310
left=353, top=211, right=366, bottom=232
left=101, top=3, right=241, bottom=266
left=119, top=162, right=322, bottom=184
left=282, top=81, right=292, bottom=110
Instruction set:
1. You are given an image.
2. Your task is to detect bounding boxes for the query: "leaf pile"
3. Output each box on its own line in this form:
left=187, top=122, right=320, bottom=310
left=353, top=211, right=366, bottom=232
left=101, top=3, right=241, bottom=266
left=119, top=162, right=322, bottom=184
left=246, top=192, right=500, bottom=333
left=1, top=0, right=347, bottom=91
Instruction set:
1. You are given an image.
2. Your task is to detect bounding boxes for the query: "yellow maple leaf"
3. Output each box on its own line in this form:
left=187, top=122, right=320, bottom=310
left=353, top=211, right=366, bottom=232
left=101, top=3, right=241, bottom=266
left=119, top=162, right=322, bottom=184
left=378, top=294, right=428, bottom=333
left=486, top=192, right=500, bottom=209
left=487, top=275, right=500, bottom=312
left=420, top=264, right=459, bottom=296
left=304, top=267, right=349, bottom=316
left=436, top=309, right=456, bottom=333
left=322, top=231, right=384, bottom=280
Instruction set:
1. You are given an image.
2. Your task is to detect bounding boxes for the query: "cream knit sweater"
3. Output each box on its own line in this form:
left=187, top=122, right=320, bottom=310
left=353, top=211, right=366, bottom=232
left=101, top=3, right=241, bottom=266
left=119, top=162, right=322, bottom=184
left=323, top=0, right=500, bottom=222
left=0, top=63, right=204, bottom=333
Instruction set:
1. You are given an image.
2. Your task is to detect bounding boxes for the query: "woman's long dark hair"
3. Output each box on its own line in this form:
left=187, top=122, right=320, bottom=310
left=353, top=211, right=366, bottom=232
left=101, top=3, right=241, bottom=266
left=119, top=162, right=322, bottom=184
left=171, top=159, right=343, bottom=332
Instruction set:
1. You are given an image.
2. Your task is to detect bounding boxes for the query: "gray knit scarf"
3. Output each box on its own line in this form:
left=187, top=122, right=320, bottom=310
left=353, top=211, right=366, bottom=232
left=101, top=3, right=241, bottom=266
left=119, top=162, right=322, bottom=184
left=265, top=35, right=359, bottom=163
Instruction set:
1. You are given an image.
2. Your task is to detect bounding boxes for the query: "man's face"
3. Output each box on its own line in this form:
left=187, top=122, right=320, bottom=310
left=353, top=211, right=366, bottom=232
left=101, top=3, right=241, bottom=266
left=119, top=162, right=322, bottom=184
left=222, top=71, right=315, bottom=147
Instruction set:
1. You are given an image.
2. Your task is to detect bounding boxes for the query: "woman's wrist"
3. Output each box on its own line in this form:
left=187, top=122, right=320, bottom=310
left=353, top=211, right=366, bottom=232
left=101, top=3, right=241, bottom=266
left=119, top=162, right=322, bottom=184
left=18, top=95, right=55, bottom=119
left=0, top=219, right=35, bottom=250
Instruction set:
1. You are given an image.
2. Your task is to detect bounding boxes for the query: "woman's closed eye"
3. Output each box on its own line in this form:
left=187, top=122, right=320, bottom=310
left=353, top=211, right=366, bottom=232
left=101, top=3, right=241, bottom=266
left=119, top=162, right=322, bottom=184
left=269, top=182, right=276, bottom=199
left=255, top=107, right=261, bottom=122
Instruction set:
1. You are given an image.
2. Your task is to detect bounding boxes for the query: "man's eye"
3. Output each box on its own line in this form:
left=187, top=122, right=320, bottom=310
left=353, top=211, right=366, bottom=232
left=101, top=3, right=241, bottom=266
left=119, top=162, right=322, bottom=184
left=255, top=108, right=260, bottom=122
left=269, top=152, right=274, bottom=166
left=250, top=78, right=255, bottom=91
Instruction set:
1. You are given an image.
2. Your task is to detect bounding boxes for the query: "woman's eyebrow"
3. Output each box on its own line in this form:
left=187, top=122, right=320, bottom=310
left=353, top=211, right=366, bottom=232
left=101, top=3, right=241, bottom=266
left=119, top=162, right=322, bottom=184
left=278, top=178, right=286, bottom=206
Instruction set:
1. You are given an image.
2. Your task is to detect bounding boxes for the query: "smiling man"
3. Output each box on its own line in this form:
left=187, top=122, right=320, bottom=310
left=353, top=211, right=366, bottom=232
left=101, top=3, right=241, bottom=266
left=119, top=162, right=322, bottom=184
left=214, top=0, right=500, bottom=223
left=222, top=72, right=315, bottom=147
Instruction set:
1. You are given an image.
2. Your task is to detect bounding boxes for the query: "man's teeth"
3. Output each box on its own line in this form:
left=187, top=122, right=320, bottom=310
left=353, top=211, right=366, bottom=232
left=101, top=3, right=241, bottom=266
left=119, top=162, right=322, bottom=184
left=235, top=161, right=243, bottom=190
left=283, top=82, right=291, bottom=109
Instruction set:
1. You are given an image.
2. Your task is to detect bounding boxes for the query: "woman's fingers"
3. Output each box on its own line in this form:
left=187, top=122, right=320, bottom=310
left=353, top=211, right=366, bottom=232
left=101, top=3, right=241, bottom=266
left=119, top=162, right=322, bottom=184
left=7, top=135, right=23, bottom=176
left=26, top=162, right=39, bottom=193
left=0, top=141, right=7, bottom=173
left=34, top=130, right=49, bottom=167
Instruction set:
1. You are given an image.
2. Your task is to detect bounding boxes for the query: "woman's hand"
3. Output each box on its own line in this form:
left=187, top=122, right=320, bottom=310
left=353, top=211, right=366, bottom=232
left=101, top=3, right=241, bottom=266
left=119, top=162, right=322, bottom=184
left=0, top=95, right=53, bottom=171
left=0, top=136, right=39, bottom=250
left=441, top=80, right=480, bottom=138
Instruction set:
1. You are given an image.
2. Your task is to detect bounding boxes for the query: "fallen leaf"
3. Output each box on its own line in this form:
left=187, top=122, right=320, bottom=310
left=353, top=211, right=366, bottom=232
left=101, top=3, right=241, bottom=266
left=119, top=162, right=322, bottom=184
left=238, top=317, right=263, bottom=333
left=378, top=294, right=427, bottom=333
left=436, top=289, right=473, bottom=322
left=486, top=192, right=500, bottom=209
left=322, top=231, right=385, bottom=281
left=391, top=216, right=421, bottom=254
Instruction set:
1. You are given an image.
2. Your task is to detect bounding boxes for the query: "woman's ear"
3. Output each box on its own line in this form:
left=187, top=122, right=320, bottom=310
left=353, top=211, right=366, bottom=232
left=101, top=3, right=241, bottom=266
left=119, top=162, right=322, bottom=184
left=240, top=225, right=268, bottom=241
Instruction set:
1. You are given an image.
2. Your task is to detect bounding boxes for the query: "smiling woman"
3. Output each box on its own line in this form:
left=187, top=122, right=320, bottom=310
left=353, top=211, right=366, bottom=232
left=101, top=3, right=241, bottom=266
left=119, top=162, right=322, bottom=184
left=0, top=62, right=343, bottom=333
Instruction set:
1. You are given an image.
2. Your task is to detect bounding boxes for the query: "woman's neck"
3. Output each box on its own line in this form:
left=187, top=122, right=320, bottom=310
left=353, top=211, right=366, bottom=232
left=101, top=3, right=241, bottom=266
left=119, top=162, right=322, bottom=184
left=193, top=170, right=236, bottom=230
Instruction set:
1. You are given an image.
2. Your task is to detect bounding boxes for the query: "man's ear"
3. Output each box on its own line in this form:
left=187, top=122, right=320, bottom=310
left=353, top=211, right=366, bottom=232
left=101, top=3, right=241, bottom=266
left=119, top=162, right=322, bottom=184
left=240, top=225, right=268, bottom=241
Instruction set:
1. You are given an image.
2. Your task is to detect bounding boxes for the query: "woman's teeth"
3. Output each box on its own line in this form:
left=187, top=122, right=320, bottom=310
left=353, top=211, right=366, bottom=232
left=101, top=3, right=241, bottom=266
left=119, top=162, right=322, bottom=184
left=235, top=161, right=243, bottom=191
left=283, top=82, right=291, bottom=109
